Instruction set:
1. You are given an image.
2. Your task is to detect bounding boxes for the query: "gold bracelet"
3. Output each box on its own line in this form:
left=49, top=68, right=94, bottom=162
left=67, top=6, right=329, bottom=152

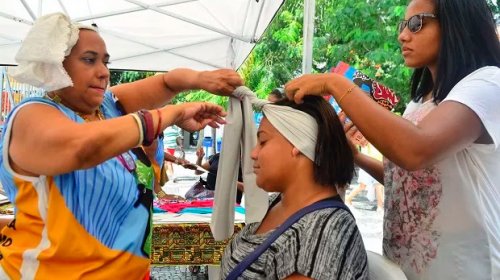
left=338, top=84, right=357, bottom=104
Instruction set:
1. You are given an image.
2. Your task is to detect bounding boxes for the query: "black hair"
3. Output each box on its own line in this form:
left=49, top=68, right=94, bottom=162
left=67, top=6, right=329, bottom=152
left=268, top=88, right=284, bottom=100
left=411, top=0, right=500, bottom=103
left=272, top=96, right=354, bottom=188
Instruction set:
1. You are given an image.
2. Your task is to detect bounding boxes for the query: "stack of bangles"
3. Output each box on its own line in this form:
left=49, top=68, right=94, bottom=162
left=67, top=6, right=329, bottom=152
left=130, top=109, right=162, bottom=147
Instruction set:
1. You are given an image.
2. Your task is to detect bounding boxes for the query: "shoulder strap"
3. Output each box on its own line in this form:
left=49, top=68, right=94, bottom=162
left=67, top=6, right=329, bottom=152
left=226, top=199, right=351, bottom=280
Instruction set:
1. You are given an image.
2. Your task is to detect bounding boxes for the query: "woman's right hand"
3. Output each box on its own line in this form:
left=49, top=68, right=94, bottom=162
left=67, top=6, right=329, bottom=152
left=171, top=102, right=227, bottom=132
left=284, top=73, right=333, bottom=103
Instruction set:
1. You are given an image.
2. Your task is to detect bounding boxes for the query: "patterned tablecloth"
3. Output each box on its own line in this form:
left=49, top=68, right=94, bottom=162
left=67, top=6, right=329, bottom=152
left=0, top=203, right=13, bottom=215
left=151, top=222, right=244, bottom=265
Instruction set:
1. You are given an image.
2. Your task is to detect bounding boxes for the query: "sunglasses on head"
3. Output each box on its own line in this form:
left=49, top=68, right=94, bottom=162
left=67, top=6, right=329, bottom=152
left=398, top=13, right=437, bottom=34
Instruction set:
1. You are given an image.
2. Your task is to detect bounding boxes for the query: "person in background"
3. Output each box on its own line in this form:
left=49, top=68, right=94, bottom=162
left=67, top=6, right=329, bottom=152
left=143, top=135, right=194, bottom=199
left=285, top=0, right=500, bottom=278
left=0, top=13, right=242, bottom=279
left=163, top=125, right=183, bottom=177
left=221, top=96, right=368, bottom=279
left=192, top=147, right=244, bottom=203
left=345, top=143, right=384, bottom=213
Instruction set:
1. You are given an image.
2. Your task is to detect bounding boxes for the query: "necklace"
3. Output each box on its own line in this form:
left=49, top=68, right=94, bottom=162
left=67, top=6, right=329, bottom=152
left=75, top=110, right=105, bottom=121
left=44, top=94, right=104, bottom=122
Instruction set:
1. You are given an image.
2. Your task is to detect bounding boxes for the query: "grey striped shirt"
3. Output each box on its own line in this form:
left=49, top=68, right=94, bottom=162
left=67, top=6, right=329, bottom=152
left=221, top=196, right=369, bottom=279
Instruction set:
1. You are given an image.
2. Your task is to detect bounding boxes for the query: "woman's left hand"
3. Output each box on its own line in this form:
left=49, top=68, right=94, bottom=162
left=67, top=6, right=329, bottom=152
left=173, top=102, right=227, bottom=132
left=198, top=69, right=244, bottom=96
left=285, top=73, right=333, bottom=103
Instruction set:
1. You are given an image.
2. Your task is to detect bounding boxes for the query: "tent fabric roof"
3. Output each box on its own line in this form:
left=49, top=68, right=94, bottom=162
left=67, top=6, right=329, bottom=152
left=0, top=0, right=283, bottom=72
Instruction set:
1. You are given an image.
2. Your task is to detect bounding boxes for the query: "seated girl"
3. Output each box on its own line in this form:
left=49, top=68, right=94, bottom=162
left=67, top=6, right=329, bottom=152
left=221, top=96, right=368, bottom=279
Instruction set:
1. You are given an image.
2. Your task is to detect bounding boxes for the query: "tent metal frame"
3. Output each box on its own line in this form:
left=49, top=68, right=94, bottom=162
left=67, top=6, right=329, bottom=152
left=0, top=0, right=267, bottom=70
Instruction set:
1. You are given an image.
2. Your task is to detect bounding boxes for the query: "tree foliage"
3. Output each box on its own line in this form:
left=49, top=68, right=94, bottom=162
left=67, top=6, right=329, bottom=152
left=239, top=0, right=412, bottom=112
left=109, top=70, right=156, bottom=86
left=240, top=0, right=499, bottom=113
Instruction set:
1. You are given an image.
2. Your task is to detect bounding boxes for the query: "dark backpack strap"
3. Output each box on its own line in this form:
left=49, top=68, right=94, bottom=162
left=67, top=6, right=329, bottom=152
left=226, top=199, right=351, bottom=280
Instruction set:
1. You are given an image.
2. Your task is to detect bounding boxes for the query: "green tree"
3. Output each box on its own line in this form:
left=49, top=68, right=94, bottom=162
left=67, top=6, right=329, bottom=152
left=109, top=71, right=156, bottom=86
left=238, top=0, right=410, bottom=113
left=240, top=0, right=499, bottom=113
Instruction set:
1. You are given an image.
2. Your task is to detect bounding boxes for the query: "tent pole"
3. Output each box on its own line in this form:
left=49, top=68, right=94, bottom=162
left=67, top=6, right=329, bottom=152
left=302, top=0, right=315, bottom=74
left=0, top=67, right=4, bottom=121
left=251, top=0, right=266, bottom=42
left=19, top=0, right=36, bottom=20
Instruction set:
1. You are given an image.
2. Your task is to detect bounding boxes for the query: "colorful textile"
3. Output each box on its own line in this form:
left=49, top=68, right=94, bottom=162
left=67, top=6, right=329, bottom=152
left=329, top=62, right=400, bottom=147
left=154, top=199, right=215, bottom=213
left=153, top=198, right=244, bottom=214
left=180, top=206, right=245, bottom=215
left=151, top=223, right=244, bottom=265
left=332, top=61, right=399, bottom=110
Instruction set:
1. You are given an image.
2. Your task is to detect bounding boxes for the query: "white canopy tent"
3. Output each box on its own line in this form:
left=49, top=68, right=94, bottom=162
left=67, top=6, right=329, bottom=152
left=0, top=0, right=284, bottom=72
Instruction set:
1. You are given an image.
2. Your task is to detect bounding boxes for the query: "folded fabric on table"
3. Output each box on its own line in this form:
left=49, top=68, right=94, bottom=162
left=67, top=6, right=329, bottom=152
left=154, top=199, right=243, bottom=213
left=155, top=199, right=215, bottom=213
left=180, top=206, right=246, bottom=215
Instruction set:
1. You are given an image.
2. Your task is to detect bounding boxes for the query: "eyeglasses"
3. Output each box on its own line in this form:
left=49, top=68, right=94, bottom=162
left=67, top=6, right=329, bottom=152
left=398, top=13, right=437, bottom=34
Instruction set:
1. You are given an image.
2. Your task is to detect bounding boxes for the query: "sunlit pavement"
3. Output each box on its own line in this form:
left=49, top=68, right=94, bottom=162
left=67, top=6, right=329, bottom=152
left=151, top=148, right=383, bottom=279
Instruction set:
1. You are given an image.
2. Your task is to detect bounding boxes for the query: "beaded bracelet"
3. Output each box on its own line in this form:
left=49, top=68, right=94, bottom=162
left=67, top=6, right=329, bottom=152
left=130, top=113, right=144, bottom=147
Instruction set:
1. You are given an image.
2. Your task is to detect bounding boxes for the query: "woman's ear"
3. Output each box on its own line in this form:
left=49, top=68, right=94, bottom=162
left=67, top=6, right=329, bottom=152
left=291, top=147, right=300, bottom=157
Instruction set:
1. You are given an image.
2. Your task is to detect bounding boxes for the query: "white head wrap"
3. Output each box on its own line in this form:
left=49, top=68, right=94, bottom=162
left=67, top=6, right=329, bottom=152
left=11, top=13, right=97, bottom=92
left=262, top=104, right=318, bottom=162
left=233, top=86, right=318, bottom=162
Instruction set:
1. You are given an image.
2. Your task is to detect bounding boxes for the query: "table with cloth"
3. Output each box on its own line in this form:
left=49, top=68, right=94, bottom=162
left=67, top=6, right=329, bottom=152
left=151, top=199, right=245, bottom=266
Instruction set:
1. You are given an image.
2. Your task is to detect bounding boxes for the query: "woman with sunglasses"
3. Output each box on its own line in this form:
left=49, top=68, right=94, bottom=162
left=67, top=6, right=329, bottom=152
left=285, top=0, right=500, bottom=279
left=0, top=13, right=241, bottom=279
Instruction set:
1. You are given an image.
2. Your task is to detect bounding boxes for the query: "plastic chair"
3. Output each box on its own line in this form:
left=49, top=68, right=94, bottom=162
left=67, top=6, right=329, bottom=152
left=367, top=251, right=407, bottom=280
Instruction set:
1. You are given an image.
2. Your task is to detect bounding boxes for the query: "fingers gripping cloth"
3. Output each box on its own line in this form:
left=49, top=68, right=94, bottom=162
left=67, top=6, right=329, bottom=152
left=210, top=86, right=269, bottom=241
left=11, top=13, right=97, bottom=92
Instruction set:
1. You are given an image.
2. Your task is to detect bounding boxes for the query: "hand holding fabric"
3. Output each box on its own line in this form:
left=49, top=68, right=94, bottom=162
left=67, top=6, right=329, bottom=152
left=198, top=69, right=244, bottom=96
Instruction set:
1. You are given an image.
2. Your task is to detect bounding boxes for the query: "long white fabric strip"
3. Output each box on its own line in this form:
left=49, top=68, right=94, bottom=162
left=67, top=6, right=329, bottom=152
left=210, top=87, right=269, bottom=241
left=210, top=86, right=319, bottom=240
left=261, top=104, right=317, bottom=162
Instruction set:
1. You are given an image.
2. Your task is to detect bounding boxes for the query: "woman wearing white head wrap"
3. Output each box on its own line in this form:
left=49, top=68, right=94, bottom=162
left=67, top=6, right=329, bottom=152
left=0, top=12, right=242, bottom=279
left=221, top=96, right=369, bottom=279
